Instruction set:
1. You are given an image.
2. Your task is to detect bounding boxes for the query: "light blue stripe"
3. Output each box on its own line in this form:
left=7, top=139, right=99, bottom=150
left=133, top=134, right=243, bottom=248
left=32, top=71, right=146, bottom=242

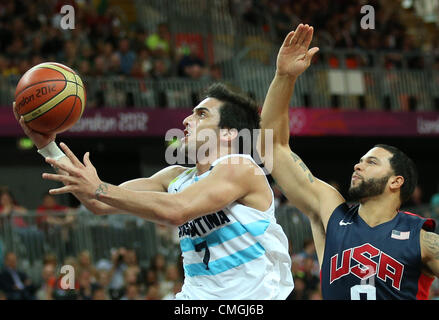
left=184, top=242, right=266, bottom=277
left=179, top=219, right=269, bottom=252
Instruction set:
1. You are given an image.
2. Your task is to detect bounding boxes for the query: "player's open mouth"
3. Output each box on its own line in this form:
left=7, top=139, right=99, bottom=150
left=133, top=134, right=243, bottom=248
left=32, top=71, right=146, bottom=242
left=351, top=173, right=362, bottom=181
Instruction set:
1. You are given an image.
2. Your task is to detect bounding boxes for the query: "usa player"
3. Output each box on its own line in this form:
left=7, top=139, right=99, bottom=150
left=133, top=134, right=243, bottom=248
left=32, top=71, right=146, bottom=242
left=14, top=84, right=294, bottom=300
left=260, top=24, right=439, bottom=299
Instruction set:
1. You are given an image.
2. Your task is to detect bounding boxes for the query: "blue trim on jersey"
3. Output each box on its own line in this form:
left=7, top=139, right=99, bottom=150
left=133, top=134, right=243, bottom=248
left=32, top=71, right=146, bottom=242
left=180, top=220, right=270, bottom=252
left=184, top=242, right=266, bottom=277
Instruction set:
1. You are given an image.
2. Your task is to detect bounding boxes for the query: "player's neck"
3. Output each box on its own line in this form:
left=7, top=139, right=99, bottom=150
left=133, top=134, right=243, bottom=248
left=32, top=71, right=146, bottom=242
left=195, top=146, right=235, bottom=175
left=358, top=196, right=399, bottom=228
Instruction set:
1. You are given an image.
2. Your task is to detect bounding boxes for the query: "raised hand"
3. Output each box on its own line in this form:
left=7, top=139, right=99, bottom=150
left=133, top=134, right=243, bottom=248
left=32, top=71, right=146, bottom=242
left=276, top=24, right=319, bottom=79
left=13, top=101, right=56, bottom=149
left=42, top=143, right=104, bottom=199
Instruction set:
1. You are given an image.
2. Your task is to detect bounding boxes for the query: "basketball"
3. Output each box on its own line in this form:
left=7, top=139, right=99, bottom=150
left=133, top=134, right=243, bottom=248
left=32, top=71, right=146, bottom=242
left=14, top=62, right=86, bottom=134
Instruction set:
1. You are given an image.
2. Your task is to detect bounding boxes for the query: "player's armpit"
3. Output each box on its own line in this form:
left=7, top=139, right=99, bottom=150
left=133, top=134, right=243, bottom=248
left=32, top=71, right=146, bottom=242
left=421, top=230, right=439, bottom=277
left=270, top=144, right=345, bottom=230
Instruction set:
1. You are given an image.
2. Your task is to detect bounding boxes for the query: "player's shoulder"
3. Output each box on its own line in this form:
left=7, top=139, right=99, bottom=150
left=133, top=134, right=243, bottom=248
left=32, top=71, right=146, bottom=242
left=212, top=154, right=261, bottom=178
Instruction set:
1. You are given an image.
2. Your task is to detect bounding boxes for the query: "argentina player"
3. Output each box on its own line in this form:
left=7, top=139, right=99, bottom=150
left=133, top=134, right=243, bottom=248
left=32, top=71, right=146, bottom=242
left=17, top=84, right=295, bottom=300
left=260, top=24, right=439, bottom=299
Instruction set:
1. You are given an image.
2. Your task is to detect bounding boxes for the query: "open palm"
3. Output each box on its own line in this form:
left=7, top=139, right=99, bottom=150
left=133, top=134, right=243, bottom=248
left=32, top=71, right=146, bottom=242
left=276, top=24, right=319, bottom=78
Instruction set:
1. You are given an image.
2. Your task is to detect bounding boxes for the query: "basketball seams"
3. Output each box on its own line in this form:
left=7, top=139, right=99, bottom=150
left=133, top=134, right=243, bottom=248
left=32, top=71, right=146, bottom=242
left=15, top=62, right=86, bottom=134
left=22, top=81, right=77, bottom=122
left=15, top=79, right=84, bottom=99
left=24, top=94, right=78, bottom=123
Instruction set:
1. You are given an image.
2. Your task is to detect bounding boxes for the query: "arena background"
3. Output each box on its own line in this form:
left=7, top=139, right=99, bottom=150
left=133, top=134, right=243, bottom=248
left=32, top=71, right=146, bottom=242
left=0, top=0, right=438, bottom=300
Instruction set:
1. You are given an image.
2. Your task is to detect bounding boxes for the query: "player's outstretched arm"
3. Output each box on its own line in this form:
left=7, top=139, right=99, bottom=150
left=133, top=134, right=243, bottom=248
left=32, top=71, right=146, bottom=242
left=260, top=24, right=319, bottom=146
left=13, top=102, right=183, bottom=215
left=46, top=143, right=185, bottom=215
left=421, top=230, right=439, bottom=278
left=42, top=155, right=260, bottom=226
left=260, top=25, right=344, bottom=229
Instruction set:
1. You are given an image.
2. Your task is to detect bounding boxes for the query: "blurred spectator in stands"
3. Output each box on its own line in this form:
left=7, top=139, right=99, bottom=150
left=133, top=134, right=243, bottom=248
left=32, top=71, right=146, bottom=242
left=93, top=55, right=108, bottom=77
left=92, top=285, right=109, bottom=300
left=0, top=252, right=36, bottom=300
left=145, top=283, right=162, bottom=300
left=107, top=52, right=123, bottom=76
left=309, top=288, right=323, bottom=300
left=36, top=192, right=69, bottom=231
left=271, top=183, right=287, bottom=210
left=159, top=264, right=180, bottom=297
left=150, top=253, right=167, bottom=283
left=121, top=283, right=142, bottom=300
left=177, top=43, right=206, bottom=79
left=77, top=269, right=98, bottom=300
left=77, top=250, right=97, bottom=282
left=302, top=256, right=320, bottom=293
left=0, top=187, right=28, bottom=228
left=151, top=58, right=171, bottom=79
left=208, top=64, right=223, bottom=82
left=35, top=262, right=57, bottom=300
left=117, top=38, right=136, bottom=75
left=295, top=239, right=319, bottom=276
left=43, top=253, right=58, bottom=269
left=162, top=280, right=183, bottom=300
left=108, top=247, right=128, bottom=299
left=134, top=48, right=154, bottom=78
left=146, top=23, right=172, bottom=59
left=290, top=276, right=307, bottom=300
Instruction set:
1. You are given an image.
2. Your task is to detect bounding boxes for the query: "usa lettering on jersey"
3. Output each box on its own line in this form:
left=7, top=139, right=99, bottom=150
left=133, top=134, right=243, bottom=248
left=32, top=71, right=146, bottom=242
left=329, top=243, right=404, bottom=290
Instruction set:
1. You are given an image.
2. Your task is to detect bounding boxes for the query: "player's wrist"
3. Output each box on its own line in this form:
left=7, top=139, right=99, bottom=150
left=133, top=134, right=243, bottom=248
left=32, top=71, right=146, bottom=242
left=37, top=141, right=66, bottom=161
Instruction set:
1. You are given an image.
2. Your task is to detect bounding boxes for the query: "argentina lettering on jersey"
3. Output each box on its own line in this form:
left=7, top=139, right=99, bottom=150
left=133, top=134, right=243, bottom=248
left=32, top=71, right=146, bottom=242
left=321, top=203, right=436, bottom=300
left=168, top=154, right=294, bottom=300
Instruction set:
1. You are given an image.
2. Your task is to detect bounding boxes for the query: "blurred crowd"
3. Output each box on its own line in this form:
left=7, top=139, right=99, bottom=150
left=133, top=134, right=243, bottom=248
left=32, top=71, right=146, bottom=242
left=232, top=0, right=439, bottom=69
left=0, top=0, right=221, bottom=81
left=1, top=0, right=439, bottom=83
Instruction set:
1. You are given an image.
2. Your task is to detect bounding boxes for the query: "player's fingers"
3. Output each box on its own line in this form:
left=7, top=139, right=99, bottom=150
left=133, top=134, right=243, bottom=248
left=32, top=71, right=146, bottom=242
left=42, top=172, right=76, bottom=184
left=83, top=152, right=92, bottom=167
left=282, top=31, right=295, bottom=47
left=290, top=24, right=303, bottom=45
left=48, top=185, right=73, bottom=195
left=59, top=142, right=84, bottom=168
left=12, top=102, right=20, bottom=121
left=296, top=24, right=309, bottom=46
left=18, top=116, right=33, bottom=136
left=302, top=26, right=314, bottom=48
left=306, top=47, right=320, bottom=64
left=45, top=157, right=79, bottom=175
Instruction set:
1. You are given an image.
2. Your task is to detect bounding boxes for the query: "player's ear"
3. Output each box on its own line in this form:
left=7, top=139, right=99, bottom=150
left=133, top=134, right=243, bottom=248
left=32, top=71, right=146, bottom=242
left=389, top=175, right=404, bottom=191
left=219, top=128, right=238, bottom=142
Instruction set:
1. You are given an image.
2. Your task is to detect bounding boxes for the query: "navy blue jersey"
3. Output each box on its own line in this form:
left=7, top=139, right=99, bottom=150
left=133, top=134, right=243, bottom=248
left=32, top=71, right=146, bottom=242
left=321, top=203, right=436, bottom=300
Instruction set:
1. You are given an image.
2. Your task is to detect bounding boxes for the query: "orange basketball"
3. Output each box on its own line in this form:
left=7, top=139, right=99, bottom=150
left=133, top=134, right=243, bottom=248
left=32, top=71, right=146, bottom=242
left=14, top=62, right=86, bottom=134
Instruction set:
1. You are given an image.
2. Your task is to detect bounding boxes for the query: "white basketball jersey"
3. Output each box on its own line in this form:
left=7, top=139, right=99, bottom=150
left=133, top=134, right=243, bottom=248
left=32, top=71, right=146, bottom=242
left=168, top=154, right=294, bottom=300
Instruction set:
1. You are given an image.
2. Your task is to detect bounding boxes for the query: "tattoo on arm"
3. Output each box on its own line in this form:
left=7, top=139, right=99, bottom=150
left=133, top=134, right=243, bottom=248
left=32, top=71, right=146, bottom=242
left=291, top=152, right=315, bottom=183
left=423, top=231, right=439, bottom=259
left=95, top=183, right=109, bottom=200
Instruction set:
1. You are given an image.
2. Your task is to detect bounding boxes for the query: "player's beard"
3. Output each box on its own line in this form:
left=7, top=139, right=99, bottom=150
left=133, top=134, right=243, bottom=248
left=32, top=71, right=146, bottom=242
left=348, top=174, right=391, bottom=202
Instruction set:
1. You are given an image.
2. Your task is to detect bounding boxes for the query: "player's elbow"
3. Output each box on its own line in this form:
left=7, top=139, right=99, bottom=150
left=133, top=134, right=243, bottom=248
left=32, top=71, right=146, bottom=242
left=159, top=198, right=189, bottom=227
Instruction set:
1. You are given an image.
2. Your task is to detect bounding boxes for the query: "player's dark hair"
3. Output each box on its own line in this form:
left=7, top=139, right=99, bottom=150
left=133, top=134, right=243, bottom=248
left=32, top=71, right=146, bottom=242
left=205, top=83, right=260, bottom=154
left=374, top=144, right=418, bottom=204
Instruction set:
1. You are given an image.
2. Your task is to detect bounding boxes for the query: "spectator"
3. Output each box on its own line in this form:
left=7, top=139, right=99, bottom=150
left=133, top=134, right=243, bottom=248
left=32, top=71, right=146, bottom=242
left=160, top=264, right=181, bottom=297
left=36, top=192, right=70, bottom=231
left=176, top=43, right=206, bottom=78
left=77, top=250, right=98, bottom=281
left=0, top=252, right=36, bottom=300
left=121, top=283, right=142, bottom=300
left=116, top=38, right=136, bottom=75
left=0, top=188, right=28, bottom=228
left=146, top=23, right=172, bottom=59
left=35, top=263, right=57, bottom=300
